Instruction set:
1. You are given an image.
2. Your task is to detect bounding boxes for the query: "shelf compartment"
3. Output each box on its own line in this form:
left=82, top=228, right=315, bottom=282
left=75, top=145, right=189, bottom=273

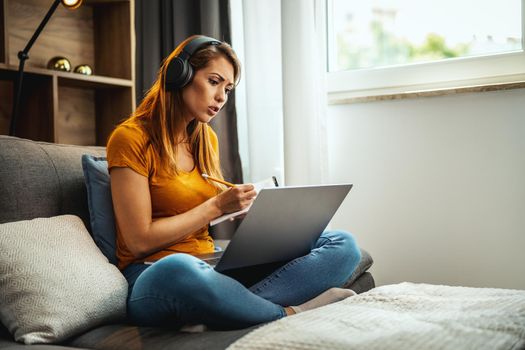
left=0, top=0, right=134, bottom=145
left=93, top=1, right=132, bottom=80
left=6, top=0, right=131, bottom=79
left=12, top=72, right=55, bottom=142
left=56, top=84, right=132, bottom=146
left=56, top=85, right=96, bottom=145
left=7, top=0, right=95, bottom=71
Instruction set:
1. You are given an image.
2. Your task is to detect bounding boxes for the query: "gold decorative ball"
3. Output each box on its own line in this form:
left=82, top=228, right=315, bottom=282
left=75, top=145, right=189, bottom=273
left=47, top=56, right=71, bottom=72
left=74, top=64, right=93, bottom=76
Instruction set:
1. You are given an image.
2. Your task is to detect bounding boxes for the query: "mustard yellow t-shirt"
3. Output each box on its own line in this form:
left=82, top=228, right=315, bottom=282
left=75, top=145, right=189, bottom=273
left=106, top=122, right=217, bottom=270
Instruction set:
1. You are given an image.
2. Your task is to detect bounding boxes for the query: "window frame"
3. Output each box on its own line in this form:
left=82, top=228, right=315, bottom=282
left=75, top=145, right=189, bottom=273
left=326, top=0, right=525, bottom=101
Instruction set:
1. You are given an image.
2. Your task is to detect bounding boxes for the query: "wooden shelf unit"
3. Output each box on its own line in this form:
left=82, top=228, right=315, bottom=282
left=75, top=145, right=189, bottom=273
left=0, top=0, right=135, bottom=146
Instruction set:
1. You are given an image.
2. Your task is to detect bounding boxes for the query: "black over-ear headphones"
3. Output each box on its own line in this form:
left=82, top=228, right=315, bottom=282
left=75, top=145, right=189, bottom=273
left=165, top=36, right=221, bottom=91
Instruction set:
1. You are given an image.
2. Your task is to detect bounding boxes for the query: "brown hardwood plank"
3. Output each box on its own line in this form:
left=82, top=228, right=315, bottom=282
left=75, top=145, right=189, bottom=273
left=57, top=73, right=132, bottom=88
left=56, top=85, right=96, bottom=145
left=2, top=63, right=133, bottom=87
left=1, top=0, right=7, bottom=63
left=51, top=74, right=58, bottom=141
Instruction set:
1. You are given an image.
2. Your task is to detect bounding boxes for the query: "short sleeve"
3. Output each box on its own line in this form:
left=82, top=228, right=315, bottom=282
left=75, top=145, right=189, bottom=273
left=106, top=124, right=150, bottom=177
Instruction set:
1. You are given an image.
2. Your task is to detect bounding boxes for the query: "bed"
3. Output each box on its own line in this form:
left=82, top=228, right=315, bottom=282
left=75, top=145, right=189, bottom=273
left=228, top=282, right=525, bottom=350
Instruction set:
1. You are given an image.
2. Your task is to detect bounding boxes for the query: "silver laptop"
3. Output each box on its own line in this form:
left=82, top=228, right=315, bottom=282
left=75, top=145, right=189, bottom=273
left=198, top=183, right=352, bottom=272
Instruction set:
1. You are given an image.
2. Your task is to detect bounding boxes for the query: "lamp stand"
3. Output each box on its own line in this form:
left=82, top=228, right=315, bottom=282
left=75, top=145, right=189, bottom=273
left=9, top=0, right=62, bottom=136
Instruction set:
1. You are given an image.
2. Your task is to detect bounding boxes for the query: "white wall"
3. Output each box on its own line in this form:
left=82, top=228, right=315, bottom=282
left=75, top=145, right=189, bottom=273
left=327, top=89, right=525, bottom=289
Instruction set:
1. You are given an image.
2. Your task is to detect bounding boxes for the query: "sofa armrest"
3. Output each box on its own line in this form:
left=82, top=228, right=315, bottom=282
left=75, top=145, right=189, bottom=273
left=343, top=248, right=374, bottom=290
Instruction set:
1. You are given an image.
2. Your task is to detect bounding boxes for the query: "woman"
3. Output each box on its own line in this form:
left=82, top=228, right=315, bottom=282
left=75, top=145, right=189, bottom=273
left=107, top=35, right=362, bottom=330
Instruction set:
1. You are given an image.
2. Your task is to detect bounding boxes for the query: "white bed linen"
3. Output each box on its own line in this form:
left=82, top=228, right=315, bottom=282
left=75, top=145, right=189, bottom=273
left=228, top=282, right=525, bottom=350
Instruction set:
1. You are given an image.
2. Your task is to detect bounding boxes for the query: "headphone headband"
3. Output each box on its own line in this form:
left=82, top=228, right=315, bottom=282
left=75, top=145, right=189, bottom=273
left=180, top=36, right=221, bottom=59
left=165, top=36, right=221, bottom=91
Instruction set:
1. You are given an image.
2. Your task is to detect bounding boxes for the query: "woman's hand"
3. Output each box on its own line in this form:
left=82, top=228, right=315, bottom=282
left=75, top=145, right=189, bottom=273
left=214, top=184, right=256, bottom=214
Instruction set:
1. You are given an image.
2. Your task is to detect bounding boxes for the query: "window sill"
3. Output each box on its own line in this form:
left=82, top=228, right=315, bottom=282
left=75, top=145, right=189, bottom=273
left=328, top=77, right=525, bottom=105
left=328, top=63, right=525, bottom=105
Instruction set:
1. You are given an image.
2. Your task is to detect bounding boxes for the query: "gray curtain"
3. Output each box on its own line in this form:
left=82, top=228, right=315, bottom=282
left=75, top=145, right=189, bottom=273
left=135, top=0, right=243, bottom=238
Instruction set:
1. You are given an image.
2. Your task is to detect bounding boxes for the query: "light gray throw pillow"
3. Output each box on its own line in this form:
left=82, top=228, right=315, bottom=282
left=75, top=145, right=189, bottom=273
left=0, top=215, right=128, bottom=344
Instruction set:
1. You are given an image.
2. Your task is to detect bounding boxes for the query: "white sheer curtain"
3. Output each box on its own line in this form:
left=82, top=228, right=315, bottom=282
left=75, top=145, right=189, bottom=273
left=281, top=0, right=328, bottom=185
left=230, top=0, right=284, bottom=184
left=231, top=0, right=327, bottom=186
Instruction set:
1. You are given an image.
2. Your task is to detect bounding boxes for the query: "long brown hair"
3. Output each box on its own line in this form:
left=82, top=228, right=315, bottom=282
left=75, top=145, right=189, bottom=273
left=123, top=36, right=241, bottom=189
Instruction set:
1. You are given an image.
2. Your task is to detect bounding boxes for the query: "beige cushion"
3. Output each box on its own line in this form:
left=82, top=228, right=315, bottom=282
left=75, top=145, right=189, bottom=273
left=0, top=215, right=127, bottom=344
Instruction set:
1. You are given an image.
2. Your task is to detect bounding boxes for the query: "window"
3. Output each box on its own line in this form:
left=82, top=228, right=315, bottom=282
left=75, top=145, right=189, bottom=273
left=327, top=0, right=525, bottom=100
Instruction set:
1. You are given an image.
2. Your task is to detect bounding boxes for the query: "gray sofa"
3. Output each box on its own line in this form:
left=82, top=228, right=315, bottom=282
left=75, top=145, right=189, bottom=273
left=0, top=135, right=375, bottom=349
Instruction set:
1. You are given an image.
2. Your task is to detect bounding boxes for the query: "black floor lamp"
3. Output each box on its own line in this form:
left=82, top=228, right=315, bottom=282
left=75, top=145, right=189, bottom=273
left=9, top=0, right=83, bottom=137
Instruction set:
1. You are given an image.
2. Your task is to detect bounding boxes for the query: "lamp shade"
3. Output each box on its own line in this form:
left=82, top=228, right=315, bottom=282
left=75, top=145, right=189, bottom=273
left=61, top=0, right=82, bottom=10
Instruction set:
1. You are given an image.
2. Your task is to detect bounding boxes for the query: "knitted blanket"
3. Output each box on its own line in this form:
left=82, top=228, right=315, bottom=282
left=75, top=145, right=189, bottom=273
left=228, top=282, right=525, bottom=350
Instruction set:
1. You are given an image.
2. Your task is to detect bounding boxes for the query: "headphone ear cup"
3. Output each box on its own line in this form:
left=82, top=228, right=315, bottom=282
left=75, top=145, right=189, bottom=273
left=166, top=57, right=192, bottom=90
left=179, top=63, right=194, bottom=88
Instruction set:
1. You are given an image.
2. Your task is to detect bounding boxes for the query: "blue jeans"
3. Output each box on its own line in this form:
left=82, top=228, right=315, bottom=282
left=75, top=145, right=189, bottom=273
left=123, top=230, right=361, bottom=330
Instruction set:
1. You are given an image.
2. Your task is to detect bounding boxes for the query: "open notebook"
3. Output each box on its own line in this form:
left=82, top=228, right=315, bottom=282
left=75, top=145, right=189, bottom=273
left=209, top=176, right=278, bottom=226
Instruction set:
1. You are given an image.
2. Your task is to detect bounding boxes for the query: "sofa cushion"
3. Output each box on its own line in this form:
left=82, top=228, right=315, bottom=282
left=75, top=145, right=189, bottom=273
left=82, top=155, right=117, bottom=265
left=346, top=271, right=375, bottom=294
left=343, top=248, right=374, bottom=289
left=0, top=215, right=127, bottom=344
left=0, top=136, right=105, bottom=230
